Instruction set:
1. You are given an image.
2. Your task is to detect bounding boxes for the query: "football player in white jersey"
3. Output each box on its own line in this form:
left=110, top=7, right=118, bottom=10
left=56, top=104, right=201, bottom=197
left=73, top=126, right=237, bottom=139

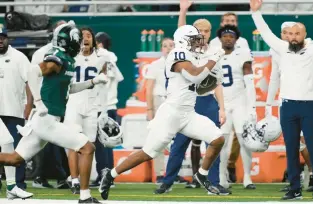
left=99, top=25, right=226, bottom=200
left=64, top=27, right=109, bottom=194
left=216, top=25, right=257, bottom=190
left=176, top=1, right=229, bottom=194
left=266, top=22, right=313, bottom=192
left=0, top=118, right=33, bottom=199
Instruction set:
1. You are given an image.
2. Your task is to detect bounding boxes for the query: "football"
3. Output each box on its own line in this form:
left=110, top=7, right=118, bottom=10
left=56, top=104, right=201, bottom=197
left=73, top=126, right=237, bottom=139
left=196, top=74, right=218, bottom=95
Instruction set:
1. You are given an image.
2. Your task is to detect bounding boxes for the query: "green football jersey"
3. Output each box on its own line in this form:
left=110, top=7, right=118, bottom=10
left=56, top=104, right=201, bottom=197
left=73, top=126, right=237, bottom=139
left=41, top=47, right=75, bottom=117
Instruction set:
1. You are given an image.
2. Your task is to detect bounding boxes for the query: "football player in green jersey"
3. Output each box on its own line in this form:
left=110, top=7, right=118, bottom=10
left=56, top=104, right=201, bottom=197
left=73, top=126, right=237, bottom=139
left=0, top=22, right=107, bottom=203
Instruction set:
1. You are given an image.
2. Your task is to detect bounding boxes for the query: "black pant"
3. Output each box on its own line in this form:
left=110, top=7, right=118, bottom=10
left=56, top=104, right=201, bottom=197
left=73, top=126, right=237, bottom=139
left=0, top=116, right=26, bottom=189
left=280, top=99, right=313, bottom=190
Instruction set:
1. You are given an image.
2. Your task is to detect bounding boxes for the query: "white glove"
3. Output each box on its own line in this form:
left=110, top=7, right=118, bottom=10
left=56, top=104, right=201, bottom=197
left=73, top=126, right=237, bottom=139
left=265, top=105, right=272, bottom=117
left=209, top=48, right=225, bottom=62
left=35, top=100, right=48, bottom=117
left=92, top=73, right=108, bottom=85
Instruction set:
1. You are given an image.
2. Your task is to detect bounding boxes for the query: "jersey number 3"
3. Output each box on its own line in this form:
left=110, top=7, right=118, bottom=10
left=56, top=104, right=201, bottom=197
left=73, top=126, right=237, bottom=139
left=222, top=65, right=233, bottom=87
left=75, top=66, right=98, bottom=82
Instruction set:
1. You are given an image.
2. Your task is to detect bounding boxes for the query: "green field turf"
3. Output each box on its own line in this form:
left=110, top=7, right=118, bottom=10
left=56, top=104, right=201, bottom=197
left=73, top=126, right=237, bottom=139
left=0, top=182, right=312, bottom=202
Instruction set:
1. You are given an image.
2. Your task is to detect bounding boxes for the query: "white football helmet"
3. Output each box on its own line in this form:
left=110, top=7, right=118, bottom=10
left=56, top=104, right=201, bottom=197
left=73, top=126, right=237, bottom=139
left=98, top=116, right=123, bottom=148
left=242, top=121, right=269, bottom=152
left=173, top=25, right=204, bottom=53
left=256, top=115, right=282, bottom=142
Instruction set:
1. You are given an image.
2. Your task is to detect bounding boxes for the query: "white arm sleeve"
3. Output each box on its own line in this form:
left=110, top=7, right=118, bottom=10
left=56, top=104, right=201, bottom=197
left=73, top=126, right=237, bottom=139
left=244, top=74, right=256, bottom=110
left=251, top=11, right=288, bottom=54
left=181, top=67, right=210, bottom=84
left=27, top=64, right=43, bottom=101
left=69, top=80, right=93, bottom=94
left=266, top=56, right=280, bottom=105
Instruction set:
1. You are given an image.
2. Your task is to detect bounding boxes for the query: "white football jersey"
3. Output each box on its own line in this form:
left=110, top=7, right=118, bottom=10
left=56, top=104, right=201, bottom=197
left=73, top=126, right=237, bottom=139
left=219, top=48, right=253, bottom=104
left=68, top=50, right=108, bottom=113
left=165, top=48, right=198, bottom=107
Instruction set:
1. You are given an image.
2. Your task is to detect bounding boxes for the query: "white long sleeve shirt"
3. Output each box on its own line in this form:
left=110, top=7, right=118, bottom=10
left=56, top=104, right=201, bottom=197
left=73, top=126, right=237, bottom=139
left=252, top=11, right=313, bottom=101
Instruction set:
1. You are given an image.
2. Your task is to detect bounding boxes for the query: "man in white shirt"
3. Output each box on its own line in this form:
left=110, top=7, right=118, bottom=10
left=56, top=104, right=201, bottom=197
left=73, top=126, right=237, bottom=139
left=90, top=32, right=123, bottom=187
left=210, top=13, right=250, bottom=50
left=30, top=20, right=70, bottom=190
left=0, top=27, right=33, bottom=195
left=266, top=21, right=313, bottom=193
left=250, top=0, right=313, bottom=200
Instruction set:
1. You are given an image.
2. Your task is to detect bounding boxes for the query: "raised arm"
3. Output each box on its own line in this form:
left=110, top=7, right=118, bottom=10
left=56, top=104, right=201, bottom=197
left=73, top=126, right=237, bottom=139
left=250, top=0, right=288, bottom=54
left=178, top=0, right=193, bottom=28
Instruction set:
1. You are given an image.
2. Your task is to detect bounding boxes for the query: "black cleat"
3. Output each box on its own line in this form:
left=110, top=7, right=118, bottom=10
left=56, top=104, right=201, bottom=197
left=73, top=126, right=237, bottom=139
left=78, top=197, right=102, bottom=203
left=57, top=179, right=70, bottom=189
left=185, top=179, right=200, bottom=189
left=98, top=168, right=114, bottom=200
left=154, top=183, right=172, bottom=194
left=214, top=184, right=232, bottom=195
left=193, top=172, right=219, bottom=195
left=71, top=183, right=80, bottom=194
left=281, top=189, right=302, bottom=200
left=245, top=184, right=256, bottom=190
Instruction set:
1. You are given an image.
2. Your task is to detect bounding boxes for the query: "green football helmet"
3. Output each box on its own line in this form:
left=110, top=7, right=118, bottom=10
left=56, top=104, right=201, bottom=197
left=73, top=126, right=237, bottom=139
left=52, top=21, right=82, bottom=58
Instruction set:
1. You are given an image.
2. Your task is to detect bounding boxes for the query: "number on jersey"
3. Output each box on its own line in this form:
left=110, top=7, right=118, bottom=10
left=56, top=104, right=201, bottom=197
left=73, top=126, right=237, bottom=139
left=75, top=66, right=98, bottom=82
left=222, top=65, right=233, bottom=87
left=174, top=52, right=186, bottom=61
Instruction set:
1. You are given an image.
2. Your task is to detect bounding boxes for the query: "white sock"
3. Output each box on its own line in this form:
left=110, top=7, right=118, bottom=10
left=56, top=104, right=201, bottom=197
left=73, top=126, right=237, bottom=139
left=198, top=167, right=209, bottom=176
left=111, top=168, right=119, bottom=178
left=310, top=172, right=313, bottom=176
left=80, top=189, right=91, bottom=200
left=219, top=134, right=231, bottom=183
left=237, top=133, right=253, bottom=176
left=72, top=178, right=80, bottom=187
left=1, top=143, right=16, bottom=186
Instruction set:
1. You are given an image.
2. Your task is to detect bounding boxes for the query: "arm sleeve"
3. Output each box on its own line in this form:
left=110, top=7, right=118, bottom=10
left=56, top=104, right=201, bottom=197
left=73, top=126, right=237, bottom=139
left=266, top=55, right=280, bottom=105
left=251, top=11, right=288, bottom=54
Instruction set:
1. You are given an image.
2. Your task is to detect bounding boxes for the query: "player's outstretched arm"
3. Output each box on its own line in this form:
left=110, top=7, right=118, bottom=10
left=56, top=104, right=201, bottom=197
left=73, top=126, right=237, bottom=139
left=69, top=73, right=109, bottom=94
left=250, top=0, right=287, bottom=53
left=178, top=0, right=193, bottom=28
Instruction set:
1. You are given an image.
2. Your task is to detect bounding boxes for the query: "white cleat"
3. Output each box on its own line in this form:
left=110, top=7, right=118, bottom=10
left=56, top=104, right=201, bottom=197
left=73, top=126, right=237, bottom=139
left=7, top=186, right=33, bottom=200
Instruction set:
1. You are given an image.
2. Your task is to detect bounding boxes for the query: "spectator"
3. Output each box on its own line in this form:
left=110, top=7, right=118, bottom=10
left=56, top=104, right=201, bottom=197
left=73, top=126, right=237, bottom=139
left=0, top=25, right=32, bottom=190
left=91, top=32, right=123, bottom=187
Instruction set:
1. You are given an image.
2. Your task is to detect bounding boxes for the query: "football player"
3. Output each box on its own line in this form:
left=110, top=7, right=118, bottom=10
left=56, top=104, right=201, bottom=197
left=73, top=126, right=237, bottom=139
left=99, top=25, right=225, bottom=200
left=161, top=0, right=229, bottom=195
left=216, top=25, right=257, bottom=190
left=64, top=27, right=109, bottom=194
left=0, top=118, right=33, bottom=199
left=0, top=22, right=107, bottom=203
